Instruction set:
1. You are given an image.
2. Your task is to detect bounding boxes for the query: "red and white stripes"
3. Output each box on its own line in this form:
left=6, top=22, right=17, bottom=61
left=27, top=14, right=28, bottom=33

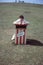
left=15, top=28, right=26, bottom=44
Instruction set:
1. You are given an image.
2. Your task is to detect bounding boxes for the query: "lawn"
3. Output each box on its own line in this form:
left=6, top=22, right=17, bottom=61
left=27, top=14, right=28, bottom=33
left=0, top=3, right=43, bottom=65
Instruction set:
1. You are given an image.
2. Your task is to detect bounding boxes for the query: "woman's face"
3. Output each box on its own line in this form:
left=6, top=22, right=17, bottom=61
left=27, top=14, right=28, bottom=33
left=20, top=18, right=24, bottom=22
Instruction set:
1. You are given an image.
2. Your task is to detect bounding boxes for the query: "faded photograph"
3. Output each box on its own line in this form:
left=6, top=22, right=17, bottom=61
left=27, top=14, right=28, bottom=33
left=0, top=0, right=43, bottom=65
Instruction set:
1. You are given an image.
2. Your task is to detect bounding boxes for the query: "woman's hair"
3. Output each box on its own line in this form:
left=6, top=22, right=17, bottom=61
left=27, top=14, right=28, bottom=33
left=19, top=15, right=24, bottom=19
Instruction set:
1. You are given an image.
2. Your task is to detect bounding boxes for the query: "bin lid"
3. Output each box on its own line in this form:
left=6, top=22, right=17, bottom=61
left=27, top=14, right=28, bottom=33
left=13, top=18, right=29, bottom=25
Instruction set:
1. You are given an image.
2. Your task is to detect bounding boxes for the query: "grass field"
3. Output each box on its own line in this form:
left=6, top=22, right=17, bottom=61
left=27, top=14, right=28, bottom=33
left=0, top=3, right=43, bottom=65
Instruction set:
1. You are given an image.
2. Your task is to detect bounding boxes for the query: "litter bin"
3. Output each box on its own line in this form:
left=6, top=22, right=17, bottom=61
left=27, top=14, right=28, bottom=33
left=13, top=15, right=29, bottom=44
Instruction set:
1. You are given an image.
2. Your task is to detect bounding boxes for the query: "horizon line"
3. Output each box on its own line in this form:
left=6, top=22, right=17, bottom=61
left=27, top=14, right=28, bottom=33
left=0, top=2, right=43, bottom=5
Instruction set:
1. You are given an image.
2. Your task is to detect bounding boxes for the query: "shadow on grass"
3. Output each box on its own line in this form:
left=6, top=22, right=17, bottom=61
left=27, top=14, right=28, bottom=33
left=12, top=39, right=43, bottom=46
left=26, top=39, right=43, bottom=46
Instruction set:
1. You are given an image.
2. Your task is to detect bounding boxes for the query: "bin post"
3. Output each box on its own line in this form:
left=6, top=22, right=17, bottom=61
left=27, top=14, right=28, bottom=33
left=15, top=25, right=27, bottom=44
left=13, top=15, right=29, bottom=44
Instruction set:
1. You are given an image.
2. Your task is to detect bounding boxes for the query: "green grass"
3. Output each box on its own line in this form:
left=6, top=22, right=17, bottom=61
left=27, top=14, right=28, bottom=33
left=0, top=3, right=43, bottom=65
